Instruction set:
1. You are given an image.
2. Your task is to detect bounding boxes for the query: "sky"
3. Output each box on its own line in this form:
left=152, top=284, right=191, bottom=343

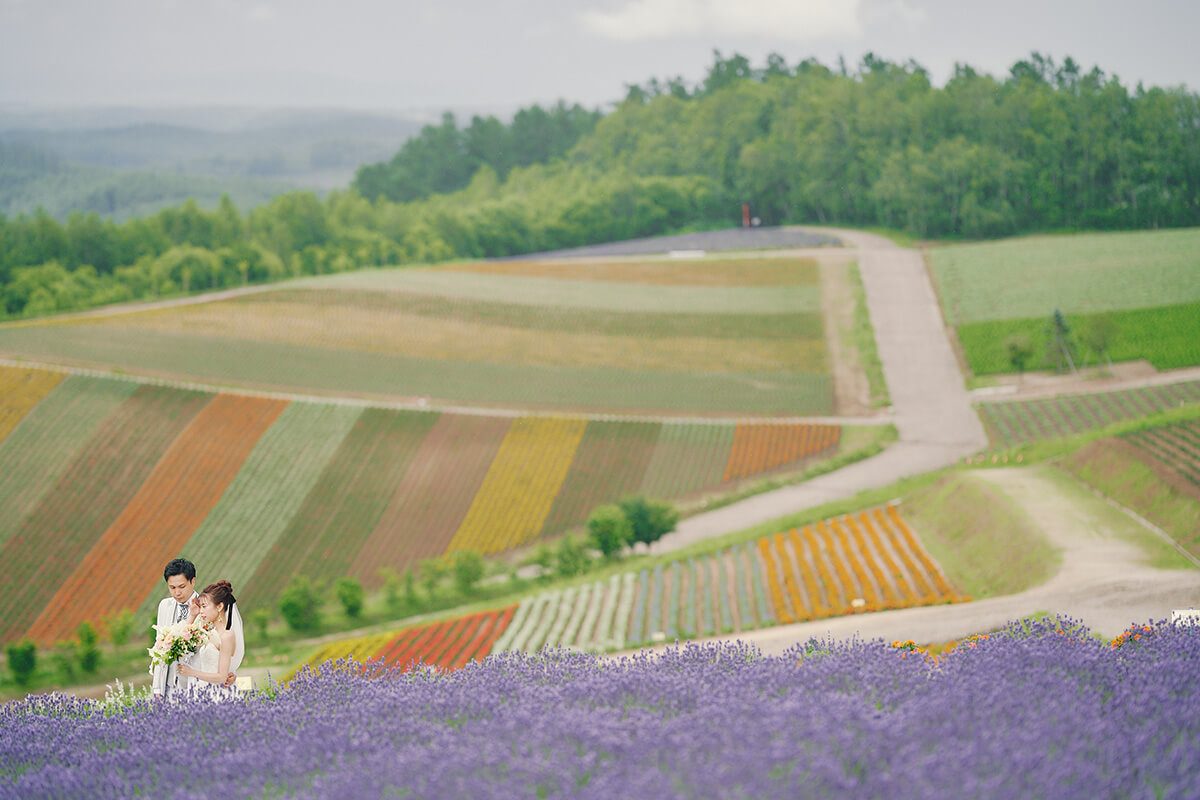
left=1, top=0, right=1198, bottom=118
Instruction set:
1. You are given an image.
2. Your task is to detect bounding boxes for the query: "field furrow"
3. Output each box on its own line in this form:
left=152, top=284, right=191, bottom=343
left=640, top=423, right=735, bottom=498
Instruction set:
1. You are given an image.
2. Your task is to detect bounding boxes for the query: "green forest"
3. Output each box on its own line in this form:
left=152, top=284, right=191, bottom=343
left=1, top=51, right=1198, bottom=320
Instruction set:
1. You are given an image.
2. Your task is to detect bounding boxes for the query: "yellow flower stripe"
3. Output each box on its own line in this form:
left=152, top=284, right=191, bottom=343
left=756, top=537, right=794, bottom=624
left=447, top=416, right=588, bottom=555
left=0, top=366, right=64, bottom=444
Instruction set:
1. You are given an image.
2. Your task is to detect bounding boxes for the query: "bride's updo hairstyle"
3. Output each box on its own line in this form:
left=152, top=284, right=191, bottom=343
left=201, top=580, right=237, bottom=630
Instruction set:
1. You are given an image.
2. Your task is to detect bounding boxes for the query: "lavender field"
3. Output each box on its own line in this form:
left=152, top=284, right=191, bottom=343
left=2, top=617, right=1197, bottom=799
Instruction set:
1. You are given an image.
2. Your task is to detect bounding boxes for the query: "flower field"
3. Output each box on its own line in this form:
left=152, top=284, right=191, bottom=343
left=293, top=504, right=958, bottom=673
left=0, top=384, right=212, bottom=644
left=0, top=253, right=844, bottom=415
left=5, top=617, right=1198, bottom=799
left=26, top=394, right=288, bottom=644
left=0, top=367, right=844, bottom=644
left=976, top=379, right=1200, bottom=447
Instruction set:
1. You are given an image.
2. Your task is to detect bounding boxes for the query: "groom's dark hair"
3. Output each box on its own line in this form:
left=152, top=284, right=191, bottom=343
left=164, top=558, right=196, bottom=583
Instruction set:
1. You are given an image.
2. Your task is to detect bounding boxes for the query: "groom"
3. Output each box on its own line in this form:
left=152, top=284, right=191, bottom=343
left=151, top=558, right=236, bottom=699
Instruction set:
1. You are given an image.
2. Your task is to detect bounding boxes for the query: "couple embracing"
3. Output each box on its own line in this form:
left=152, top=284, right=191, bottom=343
left=151, top=558, right=244, bottom=701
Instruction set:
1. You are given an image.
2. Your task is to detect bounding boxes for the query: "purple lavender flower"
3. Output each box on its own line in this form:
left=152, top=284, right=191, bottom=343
left=1, top=616, right=1196, bottom=799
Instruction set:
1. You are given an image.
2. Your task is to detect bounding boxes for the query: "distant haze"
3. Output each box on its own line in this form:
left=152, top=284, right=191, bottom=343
left=1, top=0, right=1197, bottom=114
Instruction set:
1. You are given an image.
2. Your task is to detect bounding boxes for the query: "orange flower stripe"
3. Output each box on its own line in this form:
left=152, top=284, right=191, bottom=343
left=723, top=423, right=840, bottom=482
left=775, top=532, right=808, bottom=621
left=785, top=528, right=821, bottom=620
left=830, top=517, right=882, bottom=611
left=816, top=521, right=857, bottom=614
left=871, top=508, right=937, bottom=604
left=26, top=394, right=288, bottom=644
left=447, top=416, right=588, bottom=555
left=885, top=505, right=958, bottom=600
left=854, top=511, right=916, bottom=606
left=756, top=537, right=794, bottom=624
left=0, top=366, right=64, bottom=444
left=801, top=526, right=838, bottom=617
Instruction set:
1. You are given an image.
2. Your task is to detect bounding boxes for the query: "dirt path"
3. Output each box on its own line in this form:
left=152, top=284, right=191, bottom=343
left=659, top=466, right=1200, bottom=654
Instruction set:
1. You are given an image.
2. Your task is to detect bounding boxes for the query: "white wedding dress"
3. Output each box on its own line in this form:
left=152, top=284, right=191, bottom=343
left=187, top=638, right=236, bottom=701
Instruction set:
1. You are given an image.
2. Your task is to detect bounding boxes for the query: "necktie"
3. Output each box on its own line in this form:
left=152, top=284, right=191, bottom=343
left=176, top=602, right=189, bottom=623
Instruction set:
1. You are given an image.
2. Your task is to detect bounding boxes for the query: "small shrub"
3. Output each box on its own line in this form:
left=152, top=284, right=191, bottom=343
left=620, top=496, right=680, bottom=546
left=334, top=577, right=365, bottom=619
left=555, top=535, right=590, bottom=578
left=76, top=621, right=100, bottom=674
left=418, top=557, right=448, bottom=600
left=6, top=640, right=36, bottom=687
left=403, top=570, right=419, bottom=608
left=106, top=610, right=136, bottom=647
left=532, top=544, right=555, bottom=582
left=250, top=608, right=272, bottom=641
left=451, top=551, right=486, bottom=597
left=587, top=503, right=634, bottom=559
left=278, top=576, right=322, bottom=633
left=379, top=567, right=403, bottom=613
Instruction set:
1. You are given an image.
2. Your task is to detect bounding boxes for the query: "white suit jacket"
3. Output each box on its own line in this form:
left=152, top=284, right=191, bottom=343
left=151, top=591, right=198, bottom=696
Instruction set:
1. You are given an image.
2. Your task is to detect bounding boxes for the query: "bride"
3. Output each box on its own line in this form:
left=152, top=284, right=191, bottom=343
left=177, top=580, right=243, bottom=697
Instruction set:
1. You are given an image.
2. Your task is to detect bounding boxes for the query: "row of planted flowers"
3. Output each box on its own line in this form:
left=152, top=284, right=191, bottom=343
left=1, top=616, right=1196, bottom=799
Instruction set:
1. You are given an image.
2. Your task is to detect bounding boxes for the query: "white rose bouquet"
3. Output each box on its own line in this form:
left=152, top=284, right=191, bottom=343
left=148, top=618, right=214, bottom=673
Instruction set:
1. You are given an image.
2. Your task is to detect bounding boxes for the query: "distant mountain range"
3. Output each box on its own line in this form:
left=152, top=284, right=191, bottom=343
left=0, top=106, right=431, bottom=219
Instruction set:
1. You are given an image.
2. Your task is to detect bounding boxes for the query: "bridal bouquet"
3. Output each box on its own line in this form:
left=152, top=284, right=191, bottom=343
left=148, top=618, right=214, bottom=672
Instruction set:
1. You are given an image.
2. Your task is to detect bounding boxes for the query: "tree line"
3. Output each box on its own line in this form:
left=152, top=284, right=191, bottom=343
left=2, top=51, right=1198, bottom=320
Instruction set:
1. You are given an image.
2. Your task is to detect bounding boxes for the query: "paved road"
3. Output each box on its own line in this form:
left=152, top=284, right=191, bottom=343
left=650, top=228, right=988, bottom=553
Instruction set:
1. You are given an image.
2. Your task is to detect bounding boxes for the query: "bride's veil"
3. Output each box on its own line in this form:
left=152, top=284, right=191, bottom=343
left=228, top=601, right=245, bottom=674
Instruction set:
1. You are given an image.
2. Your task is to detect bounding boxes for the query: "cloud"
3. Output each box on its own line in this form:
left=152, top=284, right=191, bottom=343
left=579, top=0, right=866, bottom=42
left=248, top=4, right=276, bottom=22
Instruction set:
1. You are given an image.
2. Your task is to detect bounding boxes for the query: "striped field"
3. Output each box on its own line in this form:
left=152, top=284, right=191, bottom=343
left=290, top=505, right=961, bottom=675
left=0, top=366, right=846, bottom=644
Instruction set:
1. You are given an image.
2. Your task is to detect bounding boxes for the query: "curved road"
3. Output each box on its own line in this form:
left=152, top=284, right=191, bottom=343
left=594, top=227, right=1199, bottom=645
left=651, top=228, right=988, bottom=551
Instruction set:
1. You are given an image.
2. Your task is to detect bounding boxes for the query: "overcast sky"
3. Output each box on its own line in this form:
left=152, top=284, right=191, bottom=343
left=1, top=0, right=1197, bottom=116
